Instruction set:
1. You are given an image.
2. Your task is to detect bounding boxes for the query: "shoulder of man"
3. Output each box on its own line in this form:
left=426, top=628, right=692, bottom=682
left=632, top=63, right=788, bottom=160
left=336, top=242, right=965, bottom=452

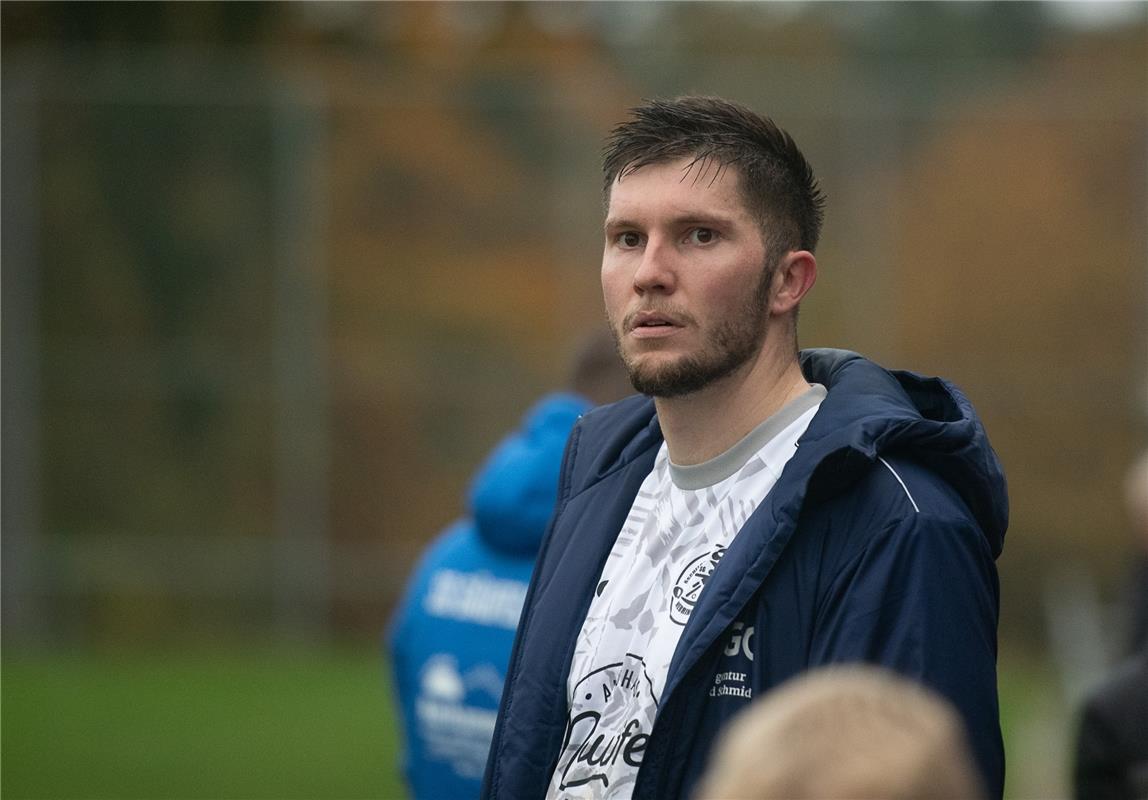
left=804, top=451, right=993, bottom=558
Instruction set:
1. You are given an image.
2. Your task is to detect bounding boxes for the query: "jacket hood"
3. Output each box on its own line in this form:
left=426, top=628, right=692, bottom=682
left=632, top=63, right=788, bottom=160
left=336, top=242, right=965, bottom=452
left=798, top=349, right=1009, bottom=557
left=468, top=392, right=591, bottom=556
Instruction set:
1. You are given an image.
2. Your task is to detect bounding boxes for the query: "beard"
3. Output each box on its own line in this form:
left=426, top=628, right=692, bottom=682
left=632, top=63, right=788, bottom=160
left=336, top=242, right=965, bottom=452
left=613, top=264, right=775, bottom=398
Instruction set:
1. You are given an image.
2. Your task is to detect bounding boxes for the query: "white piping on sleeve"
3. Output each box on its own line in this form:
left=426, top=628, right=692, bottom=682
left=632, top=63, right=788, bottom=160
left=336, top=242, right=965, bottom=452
left=878, top=457, right=920, bottom=514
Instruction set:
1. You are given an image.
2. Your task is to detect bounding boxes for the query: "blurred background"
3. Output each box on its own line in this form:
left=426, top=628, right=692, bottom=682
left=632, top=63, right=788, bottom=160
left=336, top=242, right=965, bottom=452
left=2, top=2, right=1145, bottom=798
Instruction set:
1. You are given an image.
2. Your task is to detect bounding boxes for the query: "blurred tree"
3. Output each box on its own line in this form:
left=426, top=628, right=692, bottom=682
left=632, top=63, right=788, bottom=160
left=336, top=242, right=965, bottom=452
left=2, top=1, right=1144, bottom=647
left=889, top=27, right=1147, bottom=646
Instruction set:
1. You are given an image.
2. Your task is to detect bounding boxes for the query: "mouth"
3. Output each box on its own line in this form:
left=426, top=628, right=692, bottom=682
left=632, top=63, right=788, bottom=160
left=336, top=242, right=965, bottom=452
left=625, top=310, right=685, bottom=339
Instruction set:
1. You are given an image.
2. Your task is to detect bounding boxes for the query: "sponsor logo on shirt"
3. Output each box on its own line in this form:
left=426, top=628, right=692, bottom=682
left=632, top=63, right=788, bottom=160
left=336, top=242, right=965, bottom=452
left=556, top=654, right=657, bottom=792
left=670, top=546, right=726, bottom=625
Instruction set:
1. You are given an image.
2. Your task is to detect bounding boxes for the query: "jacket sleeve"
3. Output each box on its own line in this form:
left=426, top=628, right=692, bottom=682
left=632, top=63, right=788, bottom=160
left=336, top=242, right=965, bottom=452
left=809, top=510, right=1004, bottom=799
left=480, top=420, right=584, bottom=800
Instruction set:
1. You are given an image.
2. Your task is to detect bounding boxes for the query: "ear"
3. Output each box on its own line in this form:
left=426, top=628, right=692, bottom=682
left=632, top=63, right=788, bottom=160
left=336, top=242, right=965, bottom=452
left=769, top=250, right=817, bottom=315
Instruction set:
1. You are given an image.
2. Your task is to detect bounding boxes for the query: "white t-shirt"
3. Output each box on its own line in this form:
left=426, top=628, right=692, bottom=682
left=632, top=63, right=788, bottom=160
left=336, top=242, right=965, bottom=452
left=546, top=386, right=826, bottom=798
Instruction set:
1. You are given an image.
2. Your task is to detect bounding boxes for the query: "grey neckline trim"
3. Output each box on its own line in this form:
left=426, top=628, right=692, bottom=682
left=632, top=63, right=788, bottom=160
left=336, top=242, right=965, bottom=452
left=667, top=384, right=827, bottom=490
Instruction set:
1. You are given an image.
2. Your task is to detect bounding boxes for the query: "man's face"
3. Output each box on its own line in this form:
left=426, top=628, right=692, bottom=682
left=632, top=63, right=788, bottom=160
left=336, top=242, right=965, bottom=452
left=602, top=158, right=775, bottom=398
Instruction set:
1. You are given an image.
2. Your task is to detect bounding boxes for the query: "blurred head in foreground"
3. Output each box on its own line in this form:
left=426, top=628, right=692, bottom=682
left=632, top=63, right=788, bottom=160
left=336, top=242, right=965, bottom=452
left=693, top=666, right=985, bottom=800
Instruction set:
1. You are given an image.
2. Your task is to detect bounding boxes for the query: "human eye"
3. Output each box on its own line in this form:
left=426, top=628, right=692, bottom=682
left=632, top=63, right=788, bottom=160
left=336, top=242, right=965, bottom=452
left=615, top=231, right=644, bottom=249
left=686, top=227, right=719, bottom=245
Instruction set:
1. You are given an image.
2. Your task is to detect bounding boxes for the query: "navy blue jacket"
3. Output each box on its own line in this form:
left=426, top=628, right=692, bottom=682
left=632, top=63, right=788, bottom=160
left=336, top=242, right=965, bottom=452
left=482, top=349, right=1007, bottom=800
left=388, top=393, right=592, bottom=800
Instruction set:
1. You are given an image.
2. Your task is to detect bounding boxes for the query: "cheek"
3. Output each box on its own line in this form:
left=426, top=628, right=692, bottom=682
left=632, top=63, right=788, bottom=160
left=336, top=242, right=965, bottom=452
left=715, top=260, right=767, bottom=305
left=699, top=276, right=746, bottom=312
left=601, top=262, right=629, bottom=308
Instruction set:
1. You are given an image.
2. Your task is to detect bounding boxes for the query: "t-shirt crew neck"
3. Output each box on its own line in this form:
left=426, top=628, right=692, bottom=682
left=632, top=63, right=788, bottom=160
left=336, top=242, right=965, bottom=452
left=667, top=384, right=827, bottom=490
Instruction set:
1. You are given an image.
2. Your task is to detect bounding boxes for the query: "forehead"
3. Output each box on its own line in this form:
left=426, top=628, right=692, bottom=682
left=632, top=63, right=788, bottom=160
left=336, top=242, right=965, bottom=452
left=606, top=157, right=753, bottom=222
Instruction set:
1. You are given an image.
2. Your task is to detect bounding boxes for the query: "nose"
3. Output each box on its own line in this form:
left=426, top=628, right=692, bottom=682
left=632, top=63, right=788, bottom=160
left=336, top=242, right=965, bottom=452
left=632, top=238, right=676, bottom=296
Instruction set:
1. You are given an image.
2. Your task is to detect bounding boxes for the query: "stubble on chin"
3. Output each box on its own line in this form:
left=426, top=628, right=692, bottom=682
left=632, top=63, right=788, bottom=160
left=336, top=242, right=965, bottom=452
left=625, top=352, right=707, bottom=398
left=607, top=317, right=704, bottom=398
left=617, top=321, right=767, bottom=399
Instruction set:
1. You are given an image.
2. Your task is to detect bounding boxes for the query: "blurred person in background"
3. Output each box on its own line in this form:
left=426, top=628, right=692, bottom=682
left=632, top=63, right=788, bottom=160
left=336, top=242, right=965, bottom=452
left=1073, top=451, right=1148, bottom=800
left=1121, top=450, right=1148, bottom=655
left=692, top=665, right=985, bottom=800
left=483, top=96, right=1008, bottom=800
left=386, top=331, right=631, bottom=800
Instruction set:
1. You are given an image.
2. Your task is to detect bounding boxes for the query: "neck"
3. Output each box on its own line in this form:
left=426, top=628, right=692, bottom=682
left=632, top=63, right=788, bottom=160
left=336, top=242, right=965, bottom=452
left=654, top=346, right=810, bottom=466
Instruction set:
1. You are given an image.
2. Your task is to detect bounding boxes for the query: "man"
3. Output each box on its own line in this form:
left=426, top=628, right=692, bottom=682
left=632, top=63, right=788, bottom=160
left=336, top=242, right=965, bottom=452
left=482, top=96, right=1007, bottom=800
left=388, top=332, right=630, bottom=800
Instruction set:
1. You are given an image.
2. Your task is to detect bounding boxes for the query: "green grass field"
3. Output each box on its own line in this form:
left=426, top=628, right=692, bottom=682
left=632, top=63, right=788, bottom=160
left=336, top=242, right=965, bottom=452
left=2, top=647, right=408, bottom=800
left=2, top=647, right=1069, bottom=800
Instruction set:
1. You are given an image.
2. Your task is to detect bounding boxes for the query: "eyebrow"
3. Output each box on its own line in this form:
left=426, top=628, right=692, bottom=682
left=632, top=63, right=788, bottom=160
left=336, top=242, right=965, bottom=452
left=603, top=212, right=737, bottom=232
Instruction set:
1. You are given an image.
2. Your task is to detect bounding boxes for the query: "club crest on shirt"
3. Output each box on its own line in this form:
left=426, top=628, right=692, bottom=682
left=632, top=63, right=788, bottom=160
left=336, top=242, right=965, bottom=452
left=670, top=545, right=726, bottom=625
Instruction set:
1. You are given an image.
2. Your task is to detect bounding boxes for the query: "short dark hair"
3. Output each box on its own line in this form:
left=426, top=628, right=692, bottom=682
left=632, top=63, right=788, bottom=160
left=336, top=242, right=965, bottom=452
left=602, top=96, right=826, bottom=257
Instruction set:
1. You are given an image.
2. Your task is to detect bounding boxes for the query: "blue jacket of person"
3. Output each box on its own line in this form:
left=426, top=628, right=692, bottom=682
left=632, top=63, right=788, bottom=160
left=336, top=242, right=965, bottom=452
left=387, top=392, right=592, bottom=800
left=482, top=349, right=1009, bottom=800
